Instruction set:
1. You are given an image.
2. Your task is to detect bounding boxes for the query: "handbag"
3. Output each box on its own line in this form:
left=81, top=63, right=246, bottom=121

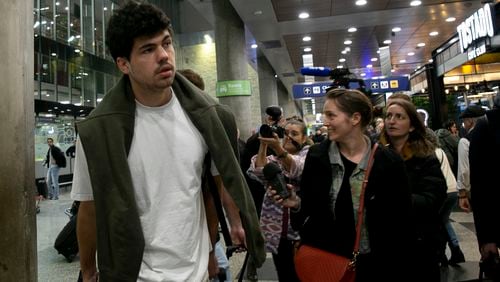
left=294, top=143, right=378, bottom=282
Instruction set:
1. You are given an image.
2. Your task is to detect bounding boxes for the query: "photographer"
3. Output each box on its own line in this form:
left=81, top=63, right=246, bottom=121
left=246, top=117, right=310, bottom=282
left=240, top=106, right=285, bottom=280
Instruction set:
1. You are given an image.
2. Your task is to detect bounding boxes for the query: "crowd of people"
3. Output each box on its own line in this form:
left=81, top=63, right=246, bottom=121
left=42, top=2, right=498, bottom=281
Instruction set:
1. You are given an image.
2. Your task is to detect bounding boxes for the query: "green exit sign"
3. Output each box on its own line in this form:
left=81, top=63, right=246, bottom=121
left=216, top=80, right=251, bottom=97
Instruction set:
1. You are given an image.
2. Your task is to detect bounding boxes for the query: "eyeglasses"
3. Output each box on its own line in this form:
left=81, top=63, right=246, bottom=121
left=385, top=113, right=408, bottom=121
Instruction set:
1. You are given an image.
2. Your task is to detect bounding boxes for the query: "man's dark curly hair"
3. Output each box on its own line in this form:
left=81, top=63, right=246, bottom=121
left=105, top=1, right=173, bottom=62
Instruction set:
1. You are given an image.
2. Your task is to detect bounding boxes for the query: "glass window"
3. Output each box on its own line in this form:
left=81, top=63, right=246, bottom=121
left=40, top=0, right=55, bottom=39
left=82, top=69, right=95, bottom=107
left=55, top=0, right=69, bottom=43
left=82, top=0, right=95, bottom=54
left=95, top=71, right=105, bottom=104
left=69, top=0, right=82, bottom=48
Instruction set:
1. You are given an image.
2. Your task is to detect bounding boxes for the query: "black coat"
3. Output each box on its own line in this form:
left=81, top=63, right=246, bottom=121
left=292, top=140, right=413, bottom=280
left=45, top=145, right=66, bottom=168
left=470, top=109, right=500, bottom=246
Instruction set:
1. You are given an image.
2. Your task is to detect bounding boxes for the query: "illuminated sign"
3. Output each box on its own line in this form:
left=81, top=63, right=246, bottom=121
left=456, top=4, right=495, bottom=53
left=467, top=43, right=487, bottom=60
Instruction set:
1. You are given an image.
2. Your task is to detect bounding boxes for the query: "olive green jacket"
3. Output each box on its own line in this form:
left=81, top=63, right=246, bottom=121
left=77, top=74, right=265, bottom=281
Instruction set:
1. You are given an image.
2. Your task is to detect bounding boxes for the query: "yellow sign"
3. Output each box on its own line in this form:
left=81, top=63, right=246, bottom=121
left=390, top=80, right=399, bottom=88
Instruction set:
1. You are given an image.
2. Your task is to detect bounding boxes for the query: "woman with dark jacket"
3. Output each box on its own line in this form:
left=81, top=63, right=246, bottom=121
left=271, top=89, right=413, bottom=281
left=380, top=99, right=447, bottom=282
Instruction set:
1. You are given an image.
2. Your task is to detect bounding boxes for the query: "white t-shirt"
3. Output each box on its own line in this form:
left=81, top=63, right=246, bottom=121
left=72, top=91, right=211, bottom=281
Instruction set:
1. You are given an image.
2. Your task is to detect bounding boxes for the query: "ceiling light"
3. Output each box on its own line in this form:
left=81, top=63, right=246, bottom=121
left=410, top=1, right=421, bottom=6
left=303, top=36, right=311, bottom=41
left=253, top=10, right=263, bottom=16
left=371, top=58, right=378, bottom=62
left=51, top=53, right=57, bottom=56
left=355, top=0, right=367, bottom=6
left=304, top=47, right=312, bottom=52
left=417, top=42, right=426, bottom=47
left=298, top=12, right=309, bottom=19
left=345, top=47, right=351, bottom=52
left=339, top=58, right=346, bottom=62
left=428, top=59, right=434, bottom=62
left=341, top=50, right=347, bottom=54
left=360, top=73, right=366, bottom=76
left=376, top=50, right=380, bottom=54
left=251, top=43, right=258, bottom=49
left=383, top=39, right=392, bottom=44
left=344, top=40, right=352, bottom=45
left=366, top=64, right=373, bottom=68
left=391, top=69, right=395, bottom=72
left=408, top=52, right=415, bottom=56
left=446, top=17, right=456, bottom=22
left=337, top=65, right=344, bottom=69
left=429, top=31, right=439, bottom=36
left=400, top=59, right=406, bottom=63
left=348, top=27, right=357, bottom=32
left=204, top=34, right=213, bottom=44
left=392, top=27, right=402, bottom=32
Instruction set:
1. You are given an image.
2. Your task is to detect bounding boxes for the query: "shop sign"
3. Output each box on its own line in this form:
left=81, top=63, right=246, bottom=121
left=216, top=80, right=251, bottom=97
left=467, top=42, right=487, bottom=60
left=457, top=3, right=495, bottom=53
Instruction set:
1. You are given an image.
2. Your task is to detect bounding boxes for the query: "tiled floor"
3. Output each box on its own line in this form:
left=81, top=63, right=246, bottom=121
left=37, top=187, right=484, bottom=282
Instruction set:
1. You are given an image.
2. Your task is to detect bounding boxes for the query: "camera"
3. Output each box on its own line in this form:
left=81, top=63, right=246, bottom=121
left=259, top=106, right=285, bottom=138
left=300, top=67, right=372, bottom=96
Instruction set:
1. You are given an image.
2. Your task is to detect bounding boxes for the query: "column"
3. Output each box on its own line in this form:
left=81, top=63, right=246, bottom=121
left=257, top=51, right=278, bottom=121
left=0, top=0, right=37, bottom=281
left=277, top=80, right=298, bottom=118
left=212, top=0, right=253, bottom=140
left=426, top=64, right=445, bottom=129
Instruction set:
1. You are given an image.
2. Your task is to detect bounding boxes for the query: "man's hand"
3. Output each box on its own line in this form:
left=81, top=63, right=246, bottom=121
left=207, top=250, right=219, bottom=279
left=480, top=243, right=499, bottom=261
left=458, top=190, right=471, bottom=212
left=82, top=271, right=98, bottom=282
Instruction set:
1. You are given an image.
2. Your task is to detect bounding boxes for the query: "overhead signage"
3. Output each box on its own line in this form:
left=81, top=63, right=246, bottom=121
left=365, top=76, right=409, bottom=93
left=457, top=3, right=495, bottom=53
left=216, top=80, right=251, bottom=97
left=467, top=42, right=487, bottom=60
left=292, top=81, right=331, bottom=99
left=292, top=76, right=409, bottom=99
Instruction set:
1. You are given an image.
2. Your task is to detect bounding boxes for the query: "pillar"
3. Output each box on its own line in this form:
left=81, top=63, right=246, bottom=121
left=0, top=0, right=37, bottom=281
left=257, top=51, right=278, bottom=121
left=212, top=0, right=253, bottom=140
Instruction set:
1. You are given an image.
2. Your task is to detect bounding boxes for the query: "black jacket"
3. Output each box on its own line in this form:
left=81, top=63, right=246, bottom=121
left=45, top=145, right=66, bottom=168
left=470, top=109, right=500, bottom=245
left=292, top=140, right=413, bottom=280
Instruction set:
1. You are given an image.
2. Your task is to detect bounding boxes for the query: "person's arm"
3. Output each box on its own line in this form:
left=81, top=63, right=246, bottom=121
left=202, top=181, right=220, bottom=279
left=215, top=176, right=246, bottom=247
left=456, top=138, right=471, bottom=212
left=77, top=201, right=98, bottom=282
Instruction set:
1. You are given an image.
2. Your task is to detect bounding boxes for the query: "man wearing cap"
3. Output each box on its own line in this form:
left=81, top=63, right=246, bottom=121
left=456, top=104, right=486, bottom=212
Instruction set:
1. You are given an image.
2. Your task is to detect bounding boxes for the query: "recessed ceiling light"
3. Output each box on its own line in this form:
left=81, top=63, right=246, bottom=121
left=298, top=12, right=309, bottom=19
left=360, top=73, right=366, bottom=76
left=383, top=39, right=392, bottom=44
left=392, top=27, right=402, bottom=32
left=408, top=52, right=415, bottom=56
left=337, top=65, right=344, bottom=69
left=366, top=64, right=373, bottom=68
left=303, top=36, right=311, bottom=41
left=446, top=17, right=456, bottom=22
left=304, top=47, right=312, bottom=52
left=345, top=47, right=351, bottom=51
left=371, top=58, right=378, bottom=62
left=253, top=10, right=263, bottom=16
left=428, top=59, right=434, bottom=62
left=348, top=27, right=357, bottom=33
left=251, top=43, right=258, bottom=49
left=400, top=59, right=406, bottom=63
left=417, top=42, right=426, bottom=47
left=339, top=58, right=346, bottom=62
left=429, top=31, right=439, bottom=36
left=376, top=50, right=380, bottom=54
left=410, top=1, right=421, bottom=6
left=355, top=0, right=367, bottom=6
left=341, top=50, right=348, bottom=54
left=344, top=40, right=352, bottom=45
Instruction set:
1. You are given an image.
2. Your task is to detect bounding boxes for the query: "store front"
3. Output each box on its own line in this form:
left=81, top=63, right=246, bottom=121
left=429, top=2, right=500, bottom=127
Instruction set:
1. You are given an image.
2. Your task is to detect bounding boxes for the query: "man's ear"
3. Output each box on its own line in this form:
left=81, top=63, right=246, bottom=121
left=116, top=57, right=130, bottom=75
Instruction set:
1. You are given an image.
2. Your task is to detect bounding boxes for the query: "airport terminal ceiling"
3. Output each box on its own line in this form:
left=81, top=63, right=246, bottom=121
left=185, top=0, right=489, bottom=92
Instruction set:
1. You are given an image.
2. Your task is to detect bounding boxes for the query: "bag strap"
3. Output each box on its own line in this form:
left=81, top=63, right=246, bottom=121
left=203, top=154, right=234, bottom=254
left=353, top=143, right=378, bottom=253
